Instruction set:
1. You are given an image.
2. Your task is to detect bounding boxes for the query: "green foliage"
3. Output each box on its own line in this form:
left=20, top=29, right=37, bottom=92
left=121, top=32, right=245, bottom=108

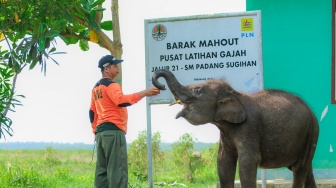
left=194, top=142, right=219, bottom=183
left=0, top=148, right=94, bottom=188
left=131, top=138, right=224, bottom=187
left=0, top=0, right=113, bottom=139
left=0, top=63, right=13, bottom=138
left=100, top=21, right=113, bottom=31
left=201, top=141, right=219, bottom=165
left=0, top=61, right=24, bottom=139
left=152, top=131, right=165, bottom=170
left=44, top=147, right=61, bottom=166
left=0, top=134, right=222, bottom=187
left=128, top=130, right=164, bottom=184
left=0, top=0, right=106, bottom=73
left=1, top=160, right=49, bottom=188
left=172, top=133, right=200, bottom=182
left=128, top=130, right=148, bottom=180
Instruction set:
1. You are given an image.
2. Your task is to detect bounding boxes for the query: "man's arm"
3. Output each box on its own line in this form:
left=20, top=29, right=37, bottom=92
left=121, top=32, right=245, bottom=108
left=107, top=84, right=160, bottom=106
left=89, top=93, right=98, bottom=134
left=137, top=87, right=161, bottom=98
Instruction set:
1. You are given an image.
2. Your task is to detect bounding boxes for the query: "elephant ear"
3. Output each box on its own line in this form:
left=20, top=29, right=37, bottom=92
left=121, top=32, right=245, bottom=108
left=215, top=95, right=246, bottom=123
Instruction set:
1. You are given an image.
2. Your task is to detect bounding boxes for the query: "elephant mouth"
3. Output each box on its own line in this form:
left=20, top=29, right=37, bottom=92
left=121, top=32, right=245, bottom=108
left=169, top=99, right=190, bottom=119
left=169, top=99, right=183, bottom=106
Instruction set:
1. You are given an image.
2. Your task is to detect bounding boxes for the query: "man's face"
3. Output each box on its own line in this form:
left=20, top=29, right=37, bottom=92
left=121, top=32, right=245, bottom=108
left=105, top=64, right=119, bottom=79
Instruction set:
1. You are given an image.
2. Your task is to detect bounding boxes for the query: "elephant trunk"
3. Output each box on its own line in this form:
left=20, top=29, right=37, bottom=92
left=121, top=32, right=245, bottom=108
left=152, top=69, right=197, bottom=103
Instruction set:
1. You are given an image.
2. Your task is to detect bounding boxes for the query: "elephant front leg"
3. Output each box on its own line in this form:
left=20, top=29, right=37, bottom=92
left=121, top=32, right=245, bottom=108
left=238, top=154, right=260, bottom=187
left=218, top=148, right=238, bottom=188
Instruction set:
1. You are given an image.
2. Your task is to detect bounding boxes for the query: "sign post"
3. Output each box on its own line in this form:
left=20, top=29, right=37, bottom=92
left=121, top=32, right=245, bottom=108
left=144, top=11, right=263, bottom=187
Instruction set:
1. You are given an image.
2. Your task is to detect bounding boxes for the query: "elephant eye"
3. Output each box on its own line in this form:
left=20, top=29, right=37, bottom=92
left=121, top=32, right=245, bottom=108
left=192, top=87, right=202, bottom=96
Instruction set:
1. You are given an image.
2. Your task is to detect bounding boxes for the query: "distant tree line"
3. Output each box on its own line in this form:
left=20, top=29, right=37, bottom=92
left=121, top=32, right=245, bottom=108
left=0, top=140, right=215, bottom=151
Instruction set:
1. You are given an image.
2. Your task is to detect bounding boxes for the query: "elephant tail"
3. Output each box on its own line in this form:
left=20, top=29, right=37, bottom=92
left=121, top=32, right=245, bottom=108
left=300, top=112, right=319, bottom=168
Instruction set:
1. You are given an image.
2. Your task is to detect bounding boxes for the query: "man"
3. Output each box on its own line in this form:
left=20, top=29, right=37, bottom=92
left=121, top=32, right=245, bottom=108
left=89, top=55, right=160, bottom=188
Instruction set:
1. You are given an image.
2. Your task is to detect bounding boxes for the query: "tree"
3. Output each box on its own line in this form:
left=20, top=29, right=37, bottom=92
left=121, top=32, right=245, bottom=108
left=0, top=62, right=20, bottom=139
left=0, top=0, right=122, bottom=139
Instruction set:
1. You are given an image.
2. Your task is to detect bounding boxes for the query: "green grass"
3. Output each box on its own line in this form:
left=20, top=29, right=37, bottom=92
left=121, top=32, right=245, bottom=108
left=0, top=148, right=94, bottom=188
left=0, top=146, right=237, bottom=188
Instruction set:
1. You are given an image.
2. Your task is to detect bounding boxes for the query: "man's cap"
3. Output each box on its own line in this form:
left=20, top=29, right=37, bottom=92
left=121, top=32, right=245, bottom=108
left=98, top=55, right=123, bottom=68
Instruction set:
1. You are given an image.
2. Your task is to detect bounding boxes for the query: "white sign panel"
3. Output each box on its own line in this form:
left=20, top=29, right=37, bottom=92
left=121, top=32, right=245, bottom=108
left=145, top=11, right=263, bottom=104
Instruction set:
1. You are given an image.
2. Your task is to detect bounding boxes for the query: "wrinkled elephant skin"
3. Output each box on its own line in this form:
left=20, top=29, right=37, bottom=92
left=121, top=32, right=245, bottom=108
left=152, top=69, right=319, bottom=188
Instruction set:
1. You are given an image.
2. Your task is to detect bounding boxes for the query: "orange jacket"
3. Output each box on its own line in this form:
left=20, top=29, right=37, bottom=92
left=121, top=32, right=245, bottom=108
left=89, top=78, right=141, bottom=134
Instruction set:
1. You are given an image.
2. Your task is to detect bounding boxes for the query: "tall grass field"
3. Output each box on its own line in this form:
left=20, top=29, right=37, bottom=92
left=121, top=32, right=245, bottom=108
left=0, top=133, right=239, bottom=187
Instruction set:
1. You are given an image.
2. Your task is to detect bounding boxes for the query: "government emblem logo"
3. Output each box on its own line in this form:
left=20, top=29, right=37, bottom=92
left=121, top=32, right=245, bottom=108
left=152, top=24, right=167, bottom=41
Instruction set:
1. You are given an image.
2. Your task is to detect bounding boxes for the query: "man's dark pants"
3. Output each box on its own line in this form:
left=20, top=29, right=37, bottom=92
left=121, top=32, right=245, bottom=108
left=95, top=130, right=128, bottom=188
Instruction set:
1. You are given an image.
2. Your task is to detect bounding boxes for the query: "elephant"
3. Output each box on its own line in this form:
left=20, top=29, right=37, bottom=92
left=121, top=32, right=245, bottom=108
left=152, top=69, right=319, bottom=188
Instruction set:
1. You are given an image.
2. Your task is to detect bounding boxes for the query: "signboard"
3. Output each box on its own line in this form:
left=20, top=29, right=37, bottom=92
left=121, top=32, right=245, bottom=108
left=145, top=11, right=263, bottom=104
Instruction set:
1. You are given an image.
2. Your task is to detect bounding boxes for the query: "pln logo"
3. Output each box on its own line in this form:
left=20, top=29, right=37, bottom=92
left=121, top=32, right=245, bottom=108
left=241, top=18, right=254, bottom=31
left=152, top=24, right=167, bottom=41
left=241, top=18, right=254, bottom=38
